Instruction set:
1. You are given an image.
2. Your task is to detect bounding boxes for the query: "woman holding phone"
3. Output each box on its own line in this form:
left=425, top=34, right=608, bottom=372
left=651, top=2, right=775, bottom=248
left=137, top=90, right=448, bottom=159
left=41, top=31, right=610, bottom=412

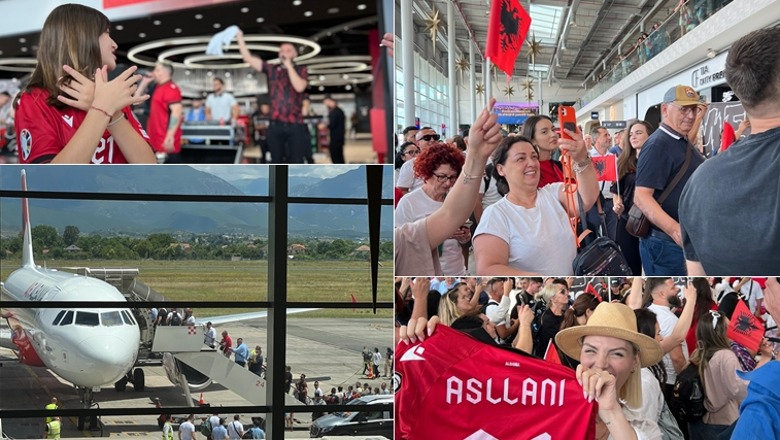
left=14, top=3, right=154, bottom=164
left=473, top=129, right=600, bottom=275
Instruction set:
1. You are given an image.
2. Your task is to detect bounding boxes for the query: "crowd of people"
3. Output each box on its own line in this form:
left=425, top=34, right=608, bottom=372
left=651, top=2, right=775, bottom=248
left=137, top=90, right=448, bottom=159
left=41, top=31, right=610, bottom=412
left=394, top=27, right=780, bottom=276
left=395, top=276, right=779, bottom=439
left=3, top=3, right=362, bottom=165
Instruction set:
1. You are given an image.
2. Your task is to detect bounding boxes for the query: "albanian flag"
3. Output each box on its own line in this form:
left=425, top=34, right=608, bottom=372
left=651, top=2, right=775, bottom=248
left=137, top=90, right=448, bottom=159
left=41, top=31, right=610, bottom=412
left=727, top=300, right=764, bottom=353
left=486, top=0, right=532, bottom=79
left=591, top=155, right=617, bottom=181
left=544, top=339, right=562, bottom=365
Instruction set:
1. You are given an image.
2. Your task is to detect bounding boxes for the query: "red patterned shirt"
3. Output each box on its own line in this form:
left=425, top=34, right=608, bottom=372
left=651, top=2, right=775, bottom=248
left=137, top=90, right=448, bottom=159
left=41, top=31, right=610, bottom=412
left=262, top=63, right=307, bottom=124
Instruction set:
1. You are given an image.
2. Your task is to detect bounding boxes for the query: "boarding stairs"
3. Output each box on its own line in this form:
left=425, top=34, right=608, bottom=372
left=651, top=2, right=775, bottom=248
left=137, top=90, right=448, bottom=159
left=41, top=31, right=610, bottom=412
left=151, top=326, right=300, bottom=406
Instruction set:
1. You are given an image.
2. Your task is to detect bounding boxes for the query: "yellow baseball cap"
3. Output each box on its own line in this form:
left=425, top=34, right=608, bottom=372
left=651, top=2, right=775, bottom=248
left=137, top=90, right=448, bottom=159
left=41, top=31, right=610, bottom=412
left=663, top=85, right=702, bottom=106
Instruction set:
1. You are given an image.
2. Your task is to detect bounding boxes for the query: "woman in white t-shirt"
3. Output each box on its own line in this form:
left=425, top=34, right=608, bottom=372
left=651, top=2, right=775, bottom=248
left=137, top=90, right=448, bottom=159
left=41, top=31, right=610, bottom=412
left=396, top=142, right=468, bottom=275
left=473, top=131, right=599, bottom=275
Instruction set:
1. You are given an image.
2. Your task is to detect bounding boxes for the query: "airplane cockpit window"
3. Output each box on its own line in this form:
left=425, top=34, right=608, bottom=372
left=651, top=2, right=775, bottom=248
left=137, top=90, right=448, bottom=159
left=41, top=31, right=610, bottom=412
left=60, top=310, right=74, bottom=325
left=52, top=310, right=66, bottom=325
left=75, top=311, right=99, bottom=326
left=101, top=311, right=123, bottom=327
left=121, top=310, right=136, bottom=326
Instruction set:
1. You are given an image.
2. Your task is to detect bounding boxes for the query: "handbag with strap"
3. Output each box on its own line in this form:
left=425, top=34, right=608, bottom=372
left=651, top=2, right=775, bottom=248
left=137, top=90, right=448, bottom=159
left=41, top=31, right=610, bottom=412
left=572, top=193, right=633, bottom=276
left=625, top=145, right=692, bottom=238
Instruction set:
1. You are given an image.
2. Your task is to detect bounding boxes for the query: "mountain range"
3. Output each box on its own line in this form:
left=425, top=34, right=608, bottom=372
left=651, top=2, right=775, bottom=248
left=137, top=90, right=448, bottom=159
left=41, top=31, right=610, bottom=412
left=0, top=166, right=394, bottom=239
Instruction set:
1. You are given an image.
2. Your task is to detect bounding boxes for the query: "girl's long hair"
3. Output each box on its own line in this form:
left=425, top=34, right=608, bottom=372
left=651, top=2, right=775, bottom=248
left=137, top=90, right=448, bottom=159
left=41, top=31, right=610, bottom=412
left=22, top=4, right=110, bottom=108
left=616, top=121, right=654, bottom=180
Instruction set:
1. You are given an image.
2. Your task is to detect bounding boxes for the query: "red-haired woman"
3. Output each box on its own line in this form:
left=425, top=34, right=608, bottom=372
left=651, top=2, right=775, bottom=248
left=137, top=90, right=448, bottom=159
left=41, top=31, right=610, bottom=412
left=395, top=142, right=467, bottom=275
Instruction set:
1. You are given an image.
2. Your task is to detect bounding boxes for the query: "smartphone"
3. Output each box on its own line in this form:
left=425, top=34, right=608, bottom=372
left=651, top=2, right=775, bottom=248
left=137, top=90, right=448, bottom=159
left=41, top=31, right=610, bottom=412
left=558, top=106, right=577, bottom=140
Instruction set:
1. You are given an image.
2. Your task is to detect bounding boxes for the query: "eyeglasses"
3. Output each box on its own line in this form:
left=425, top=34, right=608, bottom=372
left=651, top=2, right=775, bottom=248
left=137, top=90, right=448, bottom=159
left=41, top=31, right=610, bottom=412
left=403, top=149, right=420, bottom=156
left=432, top=173, right=458, bottom=183
left=420, top=134, right=441, bottom=142
left=670, top=104, right=703, bottom=116
left=710, top=310, right=721, bottom=329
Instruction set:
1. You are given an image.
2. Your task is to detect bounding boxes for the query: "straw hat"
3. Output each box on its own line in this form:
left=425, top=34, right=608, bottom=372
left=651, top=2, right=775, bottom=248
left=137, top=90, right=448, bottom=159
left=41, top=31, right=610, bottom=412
left=555, top=302, right=663, bottom=367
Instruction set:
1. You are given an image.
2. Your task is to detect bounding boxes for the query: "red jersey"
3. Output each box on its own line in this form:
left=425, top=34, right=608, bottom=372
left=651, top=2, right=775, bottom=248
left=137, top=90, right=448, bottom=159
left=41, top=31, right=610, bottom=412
left=539, top=160, right=565, bottom=188
left=15, top=88, right=150, bottom=164
left=395, top=326, right=597, bottom=440
left=147, top=80, right=183, bottom=153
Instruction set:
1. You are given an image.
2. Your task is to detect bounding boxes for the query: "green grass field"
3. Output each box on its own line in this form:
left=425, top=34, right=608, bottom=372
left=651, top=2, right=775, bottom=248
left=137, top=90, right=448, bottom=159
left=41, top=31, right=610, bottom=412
left=0, top=259, right=394, bottom=318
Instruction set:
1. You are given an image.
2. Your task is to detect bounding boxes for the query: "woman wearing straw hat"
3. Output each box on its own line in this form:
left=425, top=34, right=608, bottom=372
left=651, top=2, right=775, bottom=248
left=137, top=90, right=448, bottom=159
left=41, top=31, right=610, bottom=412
left=556, top=302, right=664, bottom=440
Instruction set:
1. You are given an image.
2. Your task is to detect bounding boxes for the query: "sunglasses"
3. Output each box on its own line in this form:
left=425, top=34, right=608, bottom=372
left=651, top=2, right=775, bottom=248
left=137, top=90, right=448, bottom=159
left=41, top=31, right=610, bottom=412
left=420, top=134, right=441, bottom=142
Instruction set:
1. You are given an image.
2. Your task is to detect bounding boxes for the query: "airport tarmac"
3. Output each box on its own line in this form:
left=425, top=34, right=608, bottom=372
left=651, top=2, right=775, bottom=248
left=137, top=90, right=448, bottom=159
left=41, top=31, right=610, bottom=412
left=0, top=317, right=393, bottom=439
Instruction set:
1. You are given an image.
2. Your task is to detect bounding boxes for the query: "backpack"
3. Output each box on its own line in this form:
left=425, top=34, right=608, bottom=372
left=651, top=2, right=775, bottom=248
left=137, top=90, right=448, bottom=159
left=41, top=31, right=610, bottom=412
left=669, top=363, right=706, bottom=422
left=169, top=311, right=182, bottom=326
left=199, top=420, right=212, bottom=437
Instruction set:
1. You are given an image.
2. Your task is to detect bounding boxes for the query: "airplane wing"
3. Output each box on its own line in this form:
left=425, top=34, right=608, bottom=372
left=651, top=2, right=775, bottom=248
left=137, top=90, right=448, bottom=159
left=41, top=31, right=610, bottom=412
left=192, top=308, right=319, bottom=327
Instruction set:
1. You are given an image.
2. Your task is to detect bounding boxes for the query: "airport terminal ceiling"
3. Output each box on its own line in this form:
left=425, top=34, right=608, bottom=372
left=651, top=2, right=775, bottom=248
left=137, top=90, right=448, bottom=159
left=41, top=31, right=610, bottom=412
left=404, top=0, right=681, bottom=86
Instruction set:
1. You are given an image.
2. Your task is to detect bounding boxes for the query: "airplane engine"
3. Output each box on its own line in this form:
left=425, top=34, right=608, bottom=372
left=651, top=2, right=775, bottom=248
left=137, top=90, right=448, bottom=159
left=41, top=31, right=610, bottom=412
left=162, top=353, right=212, bottom=391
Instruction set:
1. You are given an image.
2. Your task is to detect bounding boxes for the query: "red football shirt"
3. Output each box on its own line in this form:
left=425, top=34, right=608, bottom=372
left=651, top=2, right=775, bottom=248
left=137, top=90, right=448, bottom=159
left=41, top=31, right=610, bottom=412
left=15, top=88, right=151, bottom=164
left=395, top=326, right=597, bottom=440
left=147, top=81, right=183, bottom=153
left=539, top=160, right=565, bottom=188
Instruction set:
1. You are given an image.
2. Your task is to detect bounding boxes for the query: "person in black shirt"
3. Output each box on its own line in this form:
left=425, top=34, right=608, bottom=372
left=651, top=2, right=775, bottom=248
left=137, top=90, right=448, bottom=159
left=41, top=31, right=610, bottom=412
left=531, top=279, right=569, bottom=359
left=323, top=95, right=346, bottom=164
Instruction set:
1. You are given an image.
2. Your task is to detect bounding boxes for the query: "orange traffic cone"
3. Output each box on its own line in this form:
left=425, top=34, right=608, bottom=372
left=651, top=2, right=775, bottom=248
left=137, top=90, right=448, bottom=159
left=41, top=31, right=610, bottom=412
left=199, top=393, right=205, bottom=406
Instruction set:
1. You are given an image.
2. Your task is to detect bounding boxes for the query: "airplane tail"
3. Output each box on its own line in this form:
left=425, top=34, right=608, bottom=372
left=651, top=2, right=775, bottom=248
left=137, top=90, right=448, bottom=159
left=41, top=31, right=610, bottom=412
left=21, top=169, right=35, bottom=268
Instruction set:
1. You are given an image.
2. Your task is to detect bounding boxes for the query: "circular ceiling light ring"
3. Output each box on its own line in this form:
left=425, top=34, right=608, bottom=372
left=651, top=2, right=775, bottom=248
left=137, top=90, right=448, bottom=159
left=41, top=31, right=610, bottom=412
left=158, top=44, right=281, bottom=69
left=307, top=61, right=370, bottom=74
left=128, top=35, right=320, bottom=68
left=0, top=58, right=37, bottom=72
left=308, top=73, right=372, bottom=86
left=297, top=55, right=371, bottom=66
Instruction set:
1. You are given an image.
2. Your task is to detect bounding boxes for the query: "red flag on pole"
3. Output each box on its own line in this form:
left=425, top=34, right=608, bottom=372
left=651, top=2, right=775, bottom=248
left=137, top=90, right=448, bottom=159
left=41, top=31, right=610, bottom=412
left=591, top=155, right=617, bottom=181
left=721, top=122, right=736, bottom=152
left=726, top=300, right=764, bottom=353
left=544, top=339, right=562, bottom=365
left=486, top=0, right=532, bottom=79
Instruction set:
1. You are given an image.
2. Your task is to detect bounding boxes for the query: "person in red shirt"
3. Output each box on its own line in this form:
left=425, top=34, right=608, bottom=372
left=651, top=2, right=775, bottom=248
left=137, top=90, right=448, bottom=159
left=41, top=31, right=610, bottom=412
left=14, top=4, right=154, bottom=164
left=135, top=63, right=183, bottom=163
left=219, top=331, right=233, bottom=358
left=521, top=115, right=565, bottom=188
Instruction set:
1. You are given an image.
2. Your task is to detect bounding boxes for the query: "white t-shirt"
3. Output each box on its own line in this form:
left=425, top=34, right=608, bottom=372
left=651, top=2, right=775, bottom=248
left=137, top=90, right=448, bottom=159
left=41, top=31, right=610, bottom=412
left=206, top=92, right=237, bottom=122
left=474, top=183, right=575, bottom=275
left=227, top=420, right=244, bottom=440
left=396, top=158, right=424, bottom=192
left=179, top=421, right=196, bottom=440
left=479, top=159, right=502, bottom=210
left=648, top=303, right=688, bottom=385
left=736, top=279, right=764, bottom=314
left=395, top=187, right=466, bottom=275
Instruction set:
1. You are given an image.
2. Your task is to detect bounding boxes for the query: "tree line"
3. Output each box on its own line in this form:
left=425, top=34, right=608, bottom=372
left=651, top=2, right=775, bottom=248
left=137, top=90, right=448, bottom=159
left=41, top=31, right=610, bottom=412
left=0, top=225, right=393, bottom=261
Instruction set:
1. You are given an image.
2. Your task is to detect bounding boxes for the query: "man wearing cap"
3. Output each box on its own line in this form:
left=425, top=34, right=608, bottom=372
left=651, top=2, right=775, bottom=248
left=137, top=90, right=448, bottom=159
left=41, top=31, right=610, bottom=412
left=679, top=28, right=780, bottom=275
left=633, top=84, right=705, bottom=275
left=396, top=127, right=441, bottom=194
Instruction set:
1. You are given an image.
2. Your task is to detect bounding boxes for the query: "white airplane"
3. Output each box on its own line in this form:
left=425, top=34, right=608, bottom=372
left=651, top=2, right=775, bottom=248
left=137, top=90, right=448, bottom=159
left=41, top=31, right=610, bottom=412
left=0, top=170, right=316, bottom=427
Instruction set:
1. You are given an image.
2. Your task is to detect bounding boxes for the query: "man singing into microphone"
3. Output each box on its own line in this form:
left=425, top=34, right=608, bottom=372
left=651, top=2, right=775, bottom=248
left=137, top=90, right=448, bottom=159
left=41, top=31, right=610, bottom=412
left=237, top=30, right=310, bottom=163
